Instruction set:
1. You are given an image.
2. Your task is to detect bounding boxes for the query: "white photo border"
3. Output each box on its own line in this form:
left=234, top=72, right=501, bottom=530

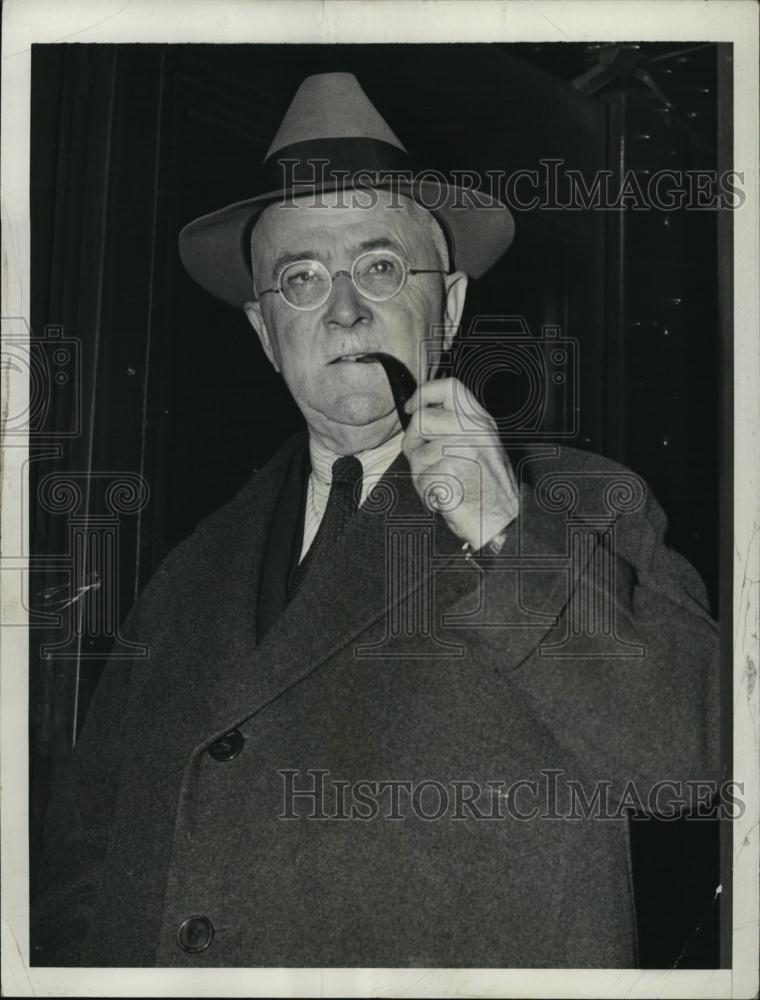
left=2, top=2, right=758, bottom=997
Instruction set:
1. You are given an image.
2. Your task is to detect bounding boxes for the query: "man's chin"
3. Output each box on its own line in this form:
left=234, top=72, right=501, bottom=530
left=326, top=408, right=398, bottom=431
left=304, top=399, right=399, bottom=448
left=315, top=393, right=396, bottom=428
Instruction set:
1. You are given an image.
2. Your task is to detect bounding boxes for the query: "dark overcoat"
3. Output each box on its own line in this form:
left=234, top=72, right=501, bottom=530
left=32, top=433, right=720, bottom=968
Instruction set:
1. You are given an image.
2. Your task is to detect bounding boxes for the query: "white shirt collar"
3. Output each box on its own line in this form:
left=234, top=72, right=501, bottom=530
left=308, top=431, right=404, bottom=509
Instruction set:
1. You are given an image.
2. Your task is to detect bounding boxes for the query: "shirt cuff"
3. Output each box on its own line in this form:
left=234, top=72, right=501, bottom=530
left=460, top=524, right=511, bottom=563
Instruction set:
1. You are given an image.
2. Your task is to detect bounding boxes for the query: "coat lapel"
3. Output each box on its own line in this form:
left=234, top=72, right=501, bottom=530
left=255, top=441, right=310, bottom=640
left=252, top=452, right=465, bottom=672
left=142, top=438, right=593, bottom=757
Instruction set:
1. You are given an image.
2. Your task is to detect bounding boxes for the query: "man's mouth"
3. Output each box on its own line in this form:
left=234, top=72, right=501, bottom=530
left=329, top=353, right=372, bottom=364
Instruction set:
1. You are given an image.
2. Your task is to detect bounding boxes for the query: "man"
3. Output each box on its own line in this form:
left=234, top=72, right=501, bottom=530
left=33, top=72, right=720, bottom=968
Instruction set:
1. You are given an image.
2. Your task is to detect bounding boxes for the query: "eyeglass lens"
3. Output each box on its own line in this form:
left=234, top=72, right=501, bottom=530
left=278, top=250, right=406, bottom=309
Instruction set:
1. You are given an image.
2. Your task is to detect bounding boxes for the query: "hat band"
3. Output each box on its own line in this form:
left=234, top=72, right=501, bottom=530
left=261, top=137, right=413, bottom=190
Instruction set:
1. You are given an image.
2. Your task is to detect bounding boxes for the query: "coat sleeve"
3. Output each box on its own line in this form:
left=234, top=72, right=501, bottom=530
left=461, top=480, right=721, bottom=803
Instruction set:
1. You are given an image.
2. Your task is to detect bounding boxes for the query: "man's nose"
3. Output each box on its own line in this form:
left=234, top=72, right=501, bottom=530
left=323, top=272, right=371, bottom=328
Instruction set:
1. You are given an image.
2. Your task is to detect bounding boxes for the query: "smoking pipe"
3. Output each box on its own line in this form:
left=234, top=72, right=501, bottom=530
left=354, top=353, right=417, bottom=429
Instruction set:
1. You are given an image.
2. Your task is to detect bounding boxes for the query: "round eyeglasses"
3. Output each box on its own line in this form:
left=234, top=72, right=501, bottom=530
left=255, top=249, right=448, bottom=311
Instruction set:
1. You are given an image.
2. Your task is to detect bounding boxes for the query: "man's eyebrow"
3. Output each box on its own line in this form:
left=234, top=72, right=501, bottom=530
left=356, top=237, right=403, bottom=254
left=271, top=250, right=320, bottom=273
left=271, top=237, right=403, bottom=275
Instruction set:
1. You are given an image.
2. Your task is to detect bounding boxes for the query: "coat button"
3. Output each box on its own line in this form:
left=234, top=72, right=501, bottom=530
left=177, top=915, right=214, bottom=953
left=207, top=729, right=244, bottom=761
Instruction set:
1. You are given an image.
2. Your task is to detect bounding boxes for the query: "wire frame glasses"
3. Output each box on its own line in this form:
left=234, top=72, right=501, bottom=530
left=256, top=249, right=447, bottom=311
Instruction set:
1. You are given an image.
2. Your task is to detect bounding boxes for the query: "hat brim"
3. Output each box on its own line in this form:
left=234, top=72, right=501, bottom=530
left=178, top=180, right=515, bottom=310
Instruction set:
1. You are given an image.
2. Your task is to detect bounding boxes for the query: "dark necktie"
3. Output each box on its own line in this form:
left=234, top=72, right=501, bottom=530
left=287, top=455, right=363, bottom=600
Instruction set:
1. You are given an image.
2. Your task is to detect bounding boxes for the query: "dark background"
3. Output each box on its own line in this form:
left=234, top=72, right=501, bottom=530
left=28, top=42, right=732, bottom=968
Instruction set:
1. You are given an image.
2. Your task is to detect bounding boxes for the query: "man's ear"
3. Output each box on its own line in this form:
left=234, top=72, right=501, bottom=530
left=441, top=270, right=468, bottom=349
left=244, top=301, right=280, bottom=373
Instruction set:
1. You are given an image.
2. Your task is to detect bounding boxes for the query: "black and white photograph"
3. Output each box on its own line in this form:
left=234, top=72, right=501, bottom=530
left=2, top=1, right=758, bottom=997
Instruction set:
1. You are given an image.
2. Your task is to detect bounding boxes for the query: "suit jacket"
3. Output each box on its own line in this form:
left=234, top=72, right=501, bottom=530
left=32, top=432, right=720, bottom=968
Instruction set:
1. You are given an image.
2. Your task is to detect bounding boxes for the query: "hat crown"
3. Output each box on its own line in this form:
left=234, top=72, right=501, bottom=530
left=179, top=72, right=515, bottom=308
left=265, top=72, right=406, bottom=159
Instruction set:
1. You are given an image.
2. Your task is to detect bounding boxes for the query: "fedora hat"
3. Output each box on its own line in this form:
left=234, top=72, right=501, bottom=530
left=178, top=72, right=515, bottom=309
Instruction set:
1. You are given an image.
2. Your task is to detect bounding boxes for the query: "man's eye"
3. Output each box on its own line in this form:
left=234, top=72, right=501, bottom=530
left=285, top=268, right=319, bottom=287
left=361, top=256, right=400, bottom=277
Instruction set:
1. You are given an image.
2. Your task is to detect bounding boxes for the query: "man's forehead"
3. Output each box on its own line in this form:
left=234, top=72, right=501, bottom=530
left=253, top=191, right=431, bottom=256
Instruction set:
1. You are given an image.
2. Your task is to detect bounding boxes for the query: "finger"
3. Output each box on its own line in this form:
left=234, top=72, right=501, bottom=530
left=408, top=404, right=462, bottom=439
left=411, top=439, right=449, bottom=470
left=404, top=377, right=456, bottom=413
left=406, top=377, right=493, bottom=427
left=409, top=402, right=496, bottom=449
left=402, top=408, right=471, bottom=460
